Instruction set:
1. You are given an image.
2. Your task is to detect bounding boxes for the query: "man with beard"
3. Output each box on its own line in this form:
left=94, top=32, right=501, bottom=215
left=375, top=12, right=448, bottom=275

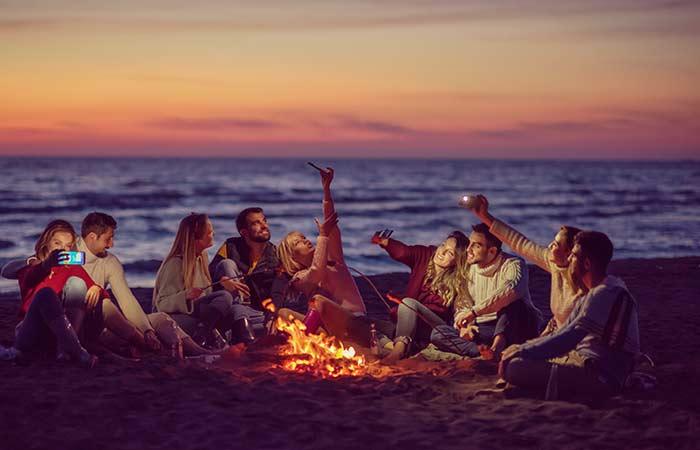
left=430, top=223, right=542, bottom=359
left=209, top=207, right=288, bottom=315
left=500, top=231, right=640, bottom=400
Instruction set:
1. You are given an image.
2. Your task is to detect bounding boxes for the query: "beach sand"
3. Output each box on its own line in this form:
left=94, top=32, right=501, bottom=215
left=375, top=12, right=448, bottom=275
left=1, top=257, right=699, bottom=450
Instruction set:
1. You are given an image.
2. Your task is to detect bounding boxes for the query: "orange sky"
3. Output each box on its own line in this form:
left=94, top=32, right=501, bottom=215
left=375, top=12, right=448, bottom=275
left=1, top=1, right=699, bottom=158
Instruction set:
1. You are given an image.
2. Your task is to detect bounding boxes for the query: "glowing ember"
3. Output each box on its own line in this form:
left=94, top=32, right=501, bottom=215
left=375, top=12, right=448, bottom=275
left=275, top=315, right=367, bottom=378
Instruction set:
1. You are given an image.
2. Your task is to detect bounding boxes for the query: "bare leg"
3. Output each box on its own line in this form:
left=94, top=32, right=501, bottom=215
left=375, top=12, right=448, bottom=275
left=313, top=295, right=356, bottom=342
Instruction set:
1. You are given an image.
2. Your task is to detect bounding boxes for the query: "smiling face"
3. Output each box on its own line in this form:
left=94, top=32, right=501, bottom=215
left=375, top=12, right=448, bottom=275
left=87, top=227, right=115, bottom=257
left=467, top=231, right=493, bottom=266
left=433, top=237, right=458, bottom=269
left=48, top=231, right=75, bottom=254
left=241, top=212, right=271, bottom=243
left=196, top=220, right=215, bottom=252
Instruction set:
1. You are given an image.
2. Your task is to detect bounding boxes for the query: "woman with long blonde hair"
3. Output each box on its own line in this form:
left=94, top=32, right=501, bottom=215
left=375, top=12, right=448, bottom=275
left=277, top=167, right=371, bottom=346
left=153, top=213, right=255, bottom=346
left=372, top=230, right=470, bottom=362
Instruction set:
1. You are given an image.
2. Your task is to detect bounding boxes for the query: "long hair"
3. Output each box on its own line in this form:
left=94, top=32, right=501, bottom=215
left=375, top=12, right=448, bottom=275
left=277, top=231, right=306, bottom=276
left=425, top=230, right=470, bottom=308
left=158, top=213, right=212, bottom=290
left=34, top=219, right=77, bottom=262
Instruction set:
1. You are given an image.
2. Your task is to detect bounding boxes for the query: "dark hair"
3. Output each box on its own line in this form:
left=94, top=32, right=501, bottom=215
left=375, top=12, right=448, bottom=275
left=236, top=207, right=264, bottom=232
left=471, top=223, right=502, bottom=250
left=81, top=212, right=117, bottom=238
left=447, top=230, right=469, bottom=250
left=574, top=231, right=614, bottom=273
left=559, top=225, right=582, bottom=250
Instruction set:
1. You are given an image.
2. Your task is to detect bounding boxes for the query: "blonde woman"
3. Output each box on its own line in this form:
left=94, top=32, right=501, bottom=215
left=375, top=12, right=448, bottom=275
left=153, top=213, right=256, bottom=347
left=372, top=230, right=470, bottom=362
left=277, top=167, right=371, bottom=346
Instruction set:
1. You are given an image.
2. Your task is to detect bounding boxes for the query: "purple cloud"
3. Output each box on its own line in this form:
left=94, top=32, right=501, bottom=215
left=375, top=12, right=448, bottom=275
left=146, top=117, right=283, bottom=131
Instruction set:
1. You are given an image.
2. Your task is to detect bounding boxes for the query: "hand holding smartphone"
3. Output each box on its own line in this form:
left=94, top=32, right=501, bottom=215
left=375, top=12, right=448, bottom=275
left=58, top=251, right=85, bottom=265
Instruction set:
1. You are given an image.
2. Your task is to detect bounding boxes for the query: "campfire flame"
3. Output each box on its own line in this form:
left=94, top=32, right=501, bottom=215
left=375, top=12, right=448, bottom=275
left=276, top=318, right=367, bottom=378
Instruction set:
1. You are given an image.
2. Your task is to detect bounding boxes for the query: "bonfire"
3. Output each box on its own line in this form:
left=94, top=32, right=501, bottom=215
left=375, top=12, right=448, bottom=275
left=272, top=313, right=367, bottom=378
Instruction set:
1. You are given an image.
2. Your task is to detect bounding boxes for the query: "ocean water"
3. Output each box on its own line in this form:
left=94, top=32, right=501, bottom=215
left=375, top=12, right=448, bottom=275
left=1, top=157, right=699, bottom=293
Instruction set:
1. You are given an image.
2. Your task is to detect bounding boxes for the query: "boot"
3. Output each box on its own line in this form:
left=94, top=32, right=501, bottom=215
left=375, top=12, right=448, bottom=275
left=230, top=317, right=256, bottom=345
left=47, top=316, right=98, bottom=368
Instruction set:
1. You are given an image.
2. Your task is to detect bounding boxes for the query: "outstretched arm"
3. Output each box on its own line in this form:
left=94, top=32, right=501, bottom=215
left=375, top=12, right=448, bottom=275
left=470, top=195, right=550, bottom=271
left=319, top=167, right=345, bottom=262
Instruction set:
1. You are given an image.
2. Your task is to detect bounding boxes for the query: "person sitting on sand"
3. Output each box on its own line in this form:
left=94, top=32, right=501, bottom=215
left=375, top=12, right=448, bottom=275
left=466, top=195, right=584, bottom=335
left=500, top=231, right=640, bottom=399
left=209, top=207, right=288, bottom=318
left=276, top=167, right=371, bottom=347
left=430, top=223, right=542, bottom=360
left=153, top=213, right=256, bottom=346
left=371, top=230, right=470, bottom=362
left=1, top=220, right=102, bottom=366
left=2, top=219, right=153, bottom=360
left=77, top=212, right=210, bottom=357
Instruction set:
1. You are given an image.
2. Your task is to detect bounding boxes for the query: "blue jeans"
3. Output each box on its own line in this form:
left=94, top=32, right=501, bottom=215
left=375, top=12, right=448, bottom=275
left=169, top=290, right=252, bottom=336
left=431, top=299, right=541, bottom=357
left=395, top=298, right=447, bottom=340
left=211, top=259, right=265, bottom=325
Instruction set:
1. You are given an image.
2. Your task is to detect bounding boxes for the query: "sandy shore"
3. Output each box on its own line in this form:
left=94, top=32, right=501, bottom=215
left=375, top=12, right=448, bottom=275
left=1, top=257, right=699, bottom=450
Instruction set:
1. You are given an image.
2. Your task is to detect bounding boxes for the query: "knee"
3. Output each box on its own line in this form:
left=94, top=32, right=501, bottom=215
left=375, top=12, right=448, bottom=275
left=211, top=291, right=234, bottom=313
left=62, top=276, right=87, bottom=307
left=215, top=259, right=240, bottom=277
left=502, top=357, right=526, bottom=384
left=310, top=295, right=329, bottom=313
left=401, top=297, right=419, bottom=308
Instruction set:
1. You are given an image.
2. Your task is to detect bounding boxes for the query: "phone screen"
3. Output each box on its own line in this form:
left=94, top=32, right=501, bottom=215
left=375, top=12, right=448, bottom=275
left=59, top=251, right=86, bottom=265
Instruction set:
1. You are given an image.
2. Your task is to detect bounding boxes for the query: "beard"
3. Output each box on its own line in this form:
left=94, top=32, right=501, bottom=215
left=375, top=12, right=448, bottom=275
left=250, top=232, right=270, bottom=243
left=567, top=263, right=585, bottom=292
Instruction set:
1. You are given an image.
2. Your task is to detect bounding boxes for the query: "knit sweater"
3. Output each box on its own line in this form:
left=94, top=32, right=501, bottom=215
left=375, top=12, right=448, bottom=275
left=152, top=256, right=212, bottom=315
left=77, top=238, right=153, bottom=333
left=455, top=252, right=539, bottom=325
left=490, top=220, right=583, bottom=328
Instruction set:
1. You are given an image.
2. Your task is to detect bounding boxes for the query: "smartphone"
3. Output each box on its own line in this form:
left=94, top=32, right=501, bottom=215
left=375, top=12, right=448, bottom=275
left=59, top=251, right=85, bottom=265
left=458, top=194, right=480, bottom=210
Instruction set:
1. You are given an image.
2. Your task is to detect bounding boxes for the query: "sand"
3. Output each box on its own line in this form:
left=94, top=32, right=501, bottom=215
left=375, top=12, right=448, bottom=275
left=1, top=257, right=699, bottom=450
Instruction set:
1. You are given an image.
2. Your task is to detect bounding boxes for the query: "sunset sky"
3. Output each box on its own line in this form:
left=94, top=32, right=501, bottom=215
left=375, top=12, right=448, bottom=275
left=1, top=0, right=698, bottom=159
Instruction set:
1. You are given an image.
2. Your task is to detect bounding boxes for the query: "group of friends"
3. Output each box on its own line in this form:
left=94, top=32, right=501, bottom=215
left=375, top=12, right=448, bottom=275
left=0, top=166, right=640, bottom=400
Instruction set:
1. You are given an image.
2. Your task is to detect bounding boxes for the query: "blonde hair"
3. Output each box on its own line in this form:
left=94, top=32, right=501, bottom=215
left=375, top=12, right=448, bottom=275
left=158, top=213, right=212, bottom=290
left=277, top=231, right=306, bottom=276
left=425, top=239, right=470, bottom=308
left=34, top=219, right=77, bottom=262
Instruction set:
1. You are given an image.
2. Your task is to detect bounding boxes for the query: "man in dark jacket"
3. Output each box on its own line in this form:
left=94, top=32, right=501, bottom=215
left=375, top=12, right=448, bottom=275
left=209, top=207, right=289, bottom=313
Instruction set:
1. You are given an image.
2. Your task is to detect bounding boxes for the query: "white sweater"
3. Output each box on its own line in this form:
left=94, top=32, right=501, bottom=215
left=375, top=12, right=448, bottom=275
left=77, top=238, right=153, bottom=332
left=457, top=252, right=539, bottom=324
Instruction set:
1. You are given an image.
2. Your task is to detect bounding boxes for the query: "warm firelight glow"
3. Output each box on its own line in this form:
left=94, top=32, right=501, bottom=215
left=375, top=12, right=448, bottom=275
left=275, top=315, right=367, bottom=378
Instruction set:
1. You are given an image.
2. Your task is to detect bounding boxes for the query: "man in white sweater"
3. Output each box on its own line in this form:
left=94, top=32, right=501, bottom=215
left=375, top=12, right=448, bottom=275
left=77, top=212, right=182, bottom=352
left=431, top=223, right=542, bottom=359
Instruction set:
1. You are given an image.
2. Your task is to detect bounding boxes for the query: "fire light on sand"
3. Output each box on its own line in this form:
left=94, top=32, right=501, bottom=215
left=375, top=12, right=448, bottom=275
left=275, top=316, right=367, bottom=378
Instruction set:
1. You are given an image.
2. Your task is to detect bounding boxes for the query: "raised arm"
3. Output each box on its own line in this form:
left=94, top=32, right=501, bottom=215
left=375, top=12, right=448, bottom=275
left=470, top=195, right=550, bottom=271
left=319, top=167, right=345, bottom=262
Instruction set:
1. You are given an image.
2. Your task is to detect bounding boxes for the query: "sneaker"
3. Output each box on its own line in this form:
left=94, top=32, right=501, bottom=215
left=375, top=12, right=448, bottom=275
left=1, top=345, right=20, bottom=361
